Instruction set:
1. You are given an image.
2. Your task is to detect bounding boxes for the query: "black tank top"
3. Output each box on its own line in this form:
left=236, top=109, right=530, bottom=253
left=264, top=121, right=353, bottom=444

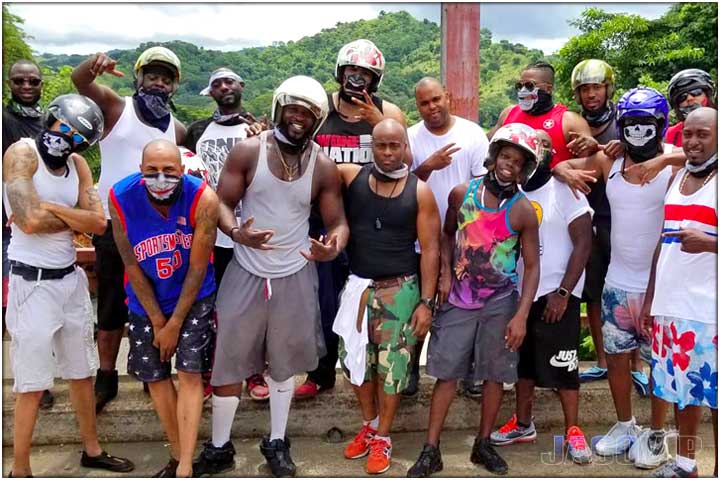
left=315, top=93, right=384, bottom=165
left=346, top=165, right=419, bottom=279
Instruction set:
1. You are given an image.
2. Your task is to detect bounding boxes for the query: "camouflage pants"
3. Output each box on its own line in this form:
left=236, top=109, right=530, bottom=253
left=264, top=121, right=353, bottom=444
left=339, top=274, right=419, bottom=395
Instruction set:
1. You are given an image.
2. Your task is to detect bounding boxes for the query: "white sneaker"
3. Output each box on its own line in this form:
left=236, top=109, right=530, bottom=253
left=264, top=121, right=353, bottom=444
left=594, top=419, right=641, bottom=456
left=632, top=428, right=671, bottom=469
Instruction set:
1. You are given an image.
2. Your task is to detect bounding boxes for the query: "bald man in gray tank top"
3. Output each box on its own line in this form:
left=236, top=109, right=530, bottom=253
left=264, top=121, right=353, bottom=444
left=193, top=76, right=349, bottom=478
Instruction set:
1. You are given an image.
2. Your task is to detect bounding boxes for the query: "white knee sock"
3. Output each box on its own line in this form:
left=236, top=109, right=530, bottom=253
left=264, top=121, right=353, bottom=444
left=675, top=454, right=697, bottom=472
left=211, top=394, right=240, bottom=448
left=268, top=376, right=294, bottom=441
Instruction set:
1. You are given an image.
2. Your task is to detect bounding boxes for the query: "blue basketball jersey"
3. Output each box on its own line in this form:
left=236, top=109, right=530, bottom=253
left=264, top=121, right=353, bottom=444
left=110, top=172, right=215, bottom=316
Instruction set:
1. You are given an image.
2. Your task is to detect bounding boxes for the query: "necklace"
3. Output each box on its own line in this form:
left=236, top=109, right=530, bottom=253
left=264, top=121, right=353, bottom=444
left=679, top=168, right=716, bottom=194
left=272, top=137, right=302, bottom=181
left=373, top=175, right=400, bottom=231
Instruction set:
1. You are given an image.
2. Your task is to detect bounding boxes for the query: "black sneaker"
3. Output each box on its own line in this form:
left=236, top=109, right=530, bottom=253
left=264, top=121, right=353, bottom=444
left=153, top=458, right=178, bottom=478
left=407, top=443, right=443, bottom=477
left=401, top=370, right=420, bottom=397
left=470, top=436, right=508, bottom=475
left=80, top=450, right=135, bottom=473
left=39, top=390, right=54, bottom=410
left=260, top=436, right=296, bottom=477
left=193, top=440, right=236, bottom=477
left=94, top=369, right=118, bottom=414
left=463, top=380, right=483, bottom=398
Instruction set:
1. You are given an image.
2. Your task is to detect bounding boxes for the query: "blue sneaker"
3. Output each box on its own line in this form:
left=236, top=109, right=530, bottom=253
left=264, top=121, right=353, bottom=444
left=631, top=370, right=650, bottom=397
left=579, top=366, right=608, bottom=382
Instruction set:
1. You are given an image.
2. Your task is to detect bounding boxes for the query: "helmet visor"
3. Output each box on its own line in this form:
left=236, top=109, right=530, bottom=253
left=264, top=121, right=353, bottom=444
left=276, top=94, right=324, bottom=120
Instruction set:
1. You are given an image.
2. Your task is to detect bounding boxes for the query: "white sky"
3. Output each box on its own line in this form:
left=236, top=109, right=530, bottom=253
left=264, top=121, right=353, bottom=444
left=7, top=2, right=673, bottom=56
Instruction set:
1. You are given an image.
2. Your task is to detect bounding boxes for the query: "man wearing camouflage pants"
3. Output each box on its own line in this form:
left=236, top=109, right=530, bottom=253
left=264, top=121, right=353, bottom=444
left=335, top=119, right=440, bottom=474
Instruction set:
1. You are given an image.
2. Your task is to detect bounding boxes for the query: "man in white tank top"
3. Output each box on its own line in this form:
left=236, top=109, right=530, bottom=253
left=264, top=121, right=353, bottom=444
left=553, top=87, right=683, bottom=463
left=641, top=108, right=717, bottom=478
left=193, top=76, right=349, bottom=478
left=71, top=46, right=186, bottom=412
left=2, top=94, right=134, bottom=477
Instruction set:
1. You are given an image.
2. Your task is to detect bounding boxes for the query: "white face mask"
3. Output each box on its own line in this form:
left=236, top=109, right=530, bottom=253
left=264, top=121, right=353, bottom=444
left=518, top=87, right=539, bottom=111
left=373, top=161, right=408, bottom=179
left=623, top=123, right=657, bottom=147
left=143, top=172, right=181, bottom=200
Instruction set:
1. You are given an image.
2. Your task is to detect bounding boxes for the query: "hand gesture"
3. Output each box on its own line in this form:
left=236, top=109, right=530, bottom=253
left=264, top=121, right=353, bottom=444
left=504, top=314, right=526, bottom=352
left=423, top=143, right=462, bottom=172
left=350, top=91, right=384, bottom=126
left=542, top=292, right=569, bottom=324
left=567, top=131, right=600, bottom=157
left=553, top=163, right=597, bottom=198
left=624, top=155, right=667, bottom=185
left=600, top=140, right=625, bottom=159
left=89, top=52, right=125, bottom=78
left=410, top=302, right=432, bottom=337
left=662, top=228, right=714, bottom=254
left=153, top=321, right=180, bottom=362
left=233, top=216, right=274, bottom=250
left=300, top=234, right=339, bottom=262
left=244, top=112, right=265, bottom=138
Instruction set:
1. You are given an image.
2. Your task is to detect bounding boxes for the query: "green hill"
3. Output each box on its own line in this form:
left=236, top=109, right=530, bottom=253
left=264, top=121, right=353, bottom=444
left=35, top=11, right=545, bottom=128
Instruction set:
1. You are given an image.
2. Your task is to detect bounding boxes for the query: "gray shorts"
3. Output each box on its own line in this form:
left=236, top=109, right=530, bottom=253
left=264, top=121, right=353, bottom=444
left=211, top=259, right=324, bottom=385
left=427, top=291, right=519, bottom=383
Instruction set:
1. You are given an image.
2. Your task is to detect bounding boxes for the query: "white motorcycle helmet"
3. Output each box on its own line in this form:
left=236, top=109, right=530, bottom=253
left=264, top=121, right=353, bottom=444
left=271, top=75, right=329, bottom=139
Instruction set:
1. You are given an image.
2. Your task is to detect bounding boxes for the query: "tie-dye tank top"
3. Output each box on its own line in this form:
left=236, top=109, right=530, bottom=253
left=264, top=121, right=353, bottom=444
left=448, top=177, right=522, bottom=310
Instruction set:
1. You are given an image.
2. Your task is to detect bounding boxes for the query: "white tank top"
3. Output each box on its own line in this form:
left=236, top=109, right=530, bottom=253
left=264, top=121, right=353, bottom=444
left=4, top=138, right=78, bottom=268
left=605, top=157, right=673, bottom=292
left=651, top=169, right=717, bottom=323
left=234, top=131, right=317, bottom=279
left=98, top=96, right=176, bottom=218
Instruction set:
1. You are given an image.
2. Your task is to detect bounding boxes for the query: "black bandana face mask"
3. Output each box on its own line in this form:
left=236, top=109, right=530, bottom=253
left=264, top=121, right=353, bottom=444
left=518, top=87, right=554, bottom=116
left=133, top=88, right=172, bottom=131
left=484, top=170, right=517, bottom=202
left=621, top=122, right=660, bottom=163
left=36, top=130, right=73, bottom=170
left=339, top=71, right=370, bottom=103
left=583, top=102, right=614, bottom=128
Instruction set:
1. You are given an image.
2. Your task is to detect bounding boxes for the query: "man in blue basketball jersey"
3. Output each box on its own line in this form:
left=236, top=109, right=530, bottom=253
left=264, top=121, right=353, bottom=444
left=109, top=139, right=219, bottom=477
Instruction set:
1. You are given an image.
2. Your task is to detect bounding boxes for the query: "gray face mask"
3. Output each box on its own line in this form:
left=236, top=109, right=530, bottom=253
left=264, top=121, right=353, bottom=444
left=686, top=153, right=718, bottom=176
left=373, top=162, right=408, bottom=180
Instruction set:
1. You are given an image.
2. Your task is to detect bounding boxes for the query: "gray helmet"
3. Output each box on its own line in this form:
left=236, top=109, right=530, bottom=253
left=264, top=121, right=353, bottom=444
left=46, top=94, right=104, bottom=151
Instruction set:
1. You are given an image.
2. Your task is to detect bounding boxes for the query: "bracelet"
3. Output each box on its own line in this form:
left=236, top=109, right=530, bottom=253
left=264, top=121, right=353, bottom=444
left=230, top=226, right=240, bottom=240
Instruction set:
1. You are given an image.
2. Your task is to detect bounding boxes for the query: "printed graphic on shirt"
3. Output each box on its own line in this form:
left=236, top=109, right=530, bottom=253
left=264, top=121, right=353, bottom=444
left=197, top=136, right=245, bottom=187
left=315, top=133, right=373, bottom=164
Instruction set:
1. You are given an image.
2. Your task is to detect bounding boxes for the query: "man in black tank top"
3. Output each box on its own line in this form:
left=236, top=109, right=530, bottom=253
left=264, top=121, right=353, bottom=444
left=296, top=39, right=409, bottom=400
left=335, top=119, right=440, bottom=474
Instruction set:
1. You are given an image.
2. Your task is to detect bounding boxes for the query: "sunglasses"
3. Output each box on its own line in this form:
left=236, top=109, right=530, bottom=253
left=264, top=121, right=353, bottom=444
left=676, top=88, right=705, bottom=104
left=11, top=77, right=42, bottom=87
left=514, top=80, right=551, bottom=91
left=58, top=122, right=87, bottom=145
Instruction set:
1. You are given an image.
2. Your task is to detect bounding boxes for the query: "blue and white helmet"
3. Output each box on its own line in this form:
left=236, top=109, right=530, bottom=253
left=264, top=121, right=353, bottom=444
left=616, top=87, right=670, bottom=138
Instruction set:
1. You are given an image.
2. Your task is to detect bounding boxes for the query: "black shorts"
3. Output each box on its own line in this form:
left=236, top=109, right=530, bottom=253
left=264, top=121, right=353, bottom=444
left=518, top=294, right=581, bottom=390
left=213, top=245, right=234, bottom=287
left=127, top=294, right=216, bottom=383
left=92, top=221, right=129, bottom=331
left=581, top=223, right=611, bottom=305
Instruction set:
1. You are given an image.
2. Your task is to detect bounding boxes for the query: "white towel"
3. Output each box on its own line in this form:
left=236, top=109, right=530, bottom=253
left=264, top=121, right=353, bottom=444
left=332, top=274, right=372, bottom=386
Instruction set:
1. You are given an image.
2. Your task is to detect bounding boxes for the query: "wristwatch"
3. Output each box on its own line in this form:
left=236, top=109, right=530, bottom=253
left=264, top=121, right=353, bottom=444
left=419, top=297, right=436, bottom=310
left=555, top=286, right=570, bottom=298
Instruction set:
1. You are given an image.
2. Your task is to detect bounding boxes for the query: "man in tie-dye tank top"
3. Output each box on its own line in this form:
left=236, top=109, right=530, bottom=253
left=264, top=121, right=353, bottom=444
left=407, top=124, right=541, bottom=477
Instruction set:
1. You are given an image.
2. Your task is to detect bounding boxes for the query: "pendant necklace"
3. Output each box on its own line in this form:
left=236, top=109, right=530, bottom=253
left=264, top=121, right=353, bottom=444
left=373, top=175, right=400, bottom=231
left=272, top=137, right=302, bottom=181
left=679, top=168, right=716, bottom=194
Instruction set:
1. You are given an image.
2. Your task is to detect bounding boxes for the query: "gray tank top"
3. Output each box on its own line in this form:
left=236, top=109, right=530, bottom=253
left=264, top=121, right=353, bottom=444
left=234, top=131, right=318, bottom=278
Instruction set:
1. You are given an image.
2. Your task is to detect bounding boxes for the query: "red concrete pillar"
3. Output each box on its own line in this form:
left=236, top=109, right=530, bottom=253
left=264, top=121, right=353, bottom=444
left=441, top=3, right=480, bottom=122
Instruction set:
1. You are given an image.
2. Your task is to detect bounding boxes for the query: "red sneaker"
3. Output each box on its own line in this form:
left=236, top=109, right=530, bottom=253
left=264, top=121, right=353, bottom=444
left=246, top=374, right=269, bottom=401
left=294, top=380, right=320, bottom=399
left=366, top=436, right=392, bottom=474
left=344, top=423, right=377, bottom=459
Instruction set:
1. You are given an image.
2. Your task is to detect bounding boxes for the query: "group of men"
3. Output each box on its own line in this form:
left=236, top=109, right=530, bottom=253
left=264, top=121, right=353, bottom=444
left=2, top=37, right=717, bottom=479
